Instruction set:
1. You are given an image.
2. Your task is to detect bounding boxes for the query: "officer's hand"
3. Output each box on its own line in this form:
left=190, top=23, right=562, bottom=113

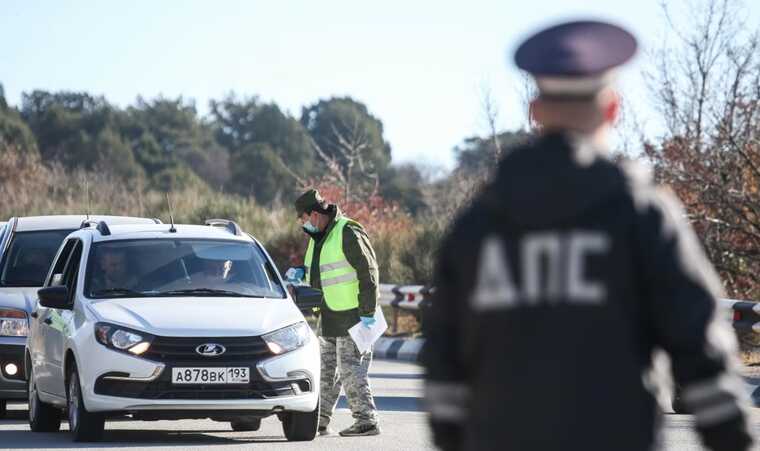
left=360, top=316, right=376, bottom=328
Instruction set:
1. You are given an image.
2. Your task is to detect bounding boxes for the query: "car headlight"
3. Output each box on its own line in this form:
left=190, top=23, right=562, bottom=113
left=262, top=322, right=310, bottom=355
left=0, top=308, right=29, bottom=337
left=94, top=323, right=153, bottom=355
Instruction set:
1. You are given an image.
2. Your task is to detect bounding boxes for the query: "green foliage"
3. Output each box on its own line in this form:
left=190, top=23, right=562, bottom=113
left=301, top=97, right=391, bottom=185
left=229, top=142, right=290, bottom=203
left=19, top=90, right=142, bottom=178
left=151, top=165, right=208, bottom=192
left=125, top=96, right=229, bottom=190
left=398, top=224, right=444, bottom=285
left=454, top=130, right=531, bottom=174
left=379, top=163, right=427, bottom=215
left=0, top=85, right=541, bottom=286
left=0, top=88, right=38, bottom=154
left=211, top=94, right=315, bottom=204
left=373, top=231, right=414, bottom=285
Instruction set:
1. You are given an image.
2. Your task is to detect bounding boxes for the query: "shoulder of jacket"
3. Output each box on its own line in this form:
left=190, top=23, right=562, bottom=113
left=341, top=221, right=368, bottom=240
left=618, top=159, right=654, bottom=187
left=341, top=217, right=365, bottom=231
left=615, top=160, right=687, bottom=219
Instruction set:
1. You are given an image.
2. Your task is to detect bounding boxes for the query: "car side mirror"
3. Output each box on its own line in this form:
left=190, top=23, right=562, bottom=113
left=293, top=286, right=322, bottom=314
left=38, top=286, right=71, bottom=310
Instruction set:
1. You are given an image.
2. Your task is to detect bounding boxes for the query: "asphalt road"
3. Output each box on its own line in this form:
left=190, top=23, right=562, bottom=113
left=0, top=359, right=434, bottom=451
left=3, top=359, right=760, bottom=450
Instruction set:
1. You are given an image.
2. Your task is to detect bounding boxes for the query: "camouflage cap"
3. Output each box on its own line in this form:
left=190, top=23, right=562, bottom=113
left=295, top=189, right=327, bottom=217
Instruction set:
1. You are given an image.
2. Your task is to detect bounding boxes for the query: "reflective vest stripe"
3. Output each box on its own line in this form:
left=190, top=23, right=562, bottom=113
left=425, top=381, right=470, bottom=423
left=321, top=271, right=358, bottom=287
left=320, top=260, right=352, bottom=272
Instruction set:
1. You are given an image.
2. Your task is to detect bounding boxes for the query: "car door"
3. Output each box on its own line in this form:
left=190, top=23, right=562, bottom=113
left=44, top=239, right=83, bottom=398
left=35, top=239, right=78, bottom=396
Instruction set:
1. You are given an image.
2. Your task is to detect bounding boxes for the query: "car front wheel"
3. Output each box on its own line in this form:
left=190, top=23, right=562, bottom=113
left=67, top=364, right=105, bottom=442
left=28, top=368, right=61, bottom=432
left=281, top=402, right=319, bottom=442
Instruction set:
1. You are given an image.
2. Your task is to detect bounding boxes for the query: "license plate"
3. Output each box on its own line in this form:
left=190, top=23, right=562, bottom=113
left=171, top=367, right=250, bottom=384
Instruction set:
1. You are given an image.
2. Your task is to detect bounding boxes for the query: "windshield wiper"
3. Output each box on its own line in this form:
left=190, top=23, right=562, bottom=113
left=159, top=288, right=251, bottom=297
left=92, top=288, right=152, bottom=298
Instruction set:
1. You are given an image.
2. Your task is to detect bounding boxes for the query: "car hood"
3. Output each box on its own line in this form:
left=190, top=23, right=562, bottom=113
left=87, top=297, right=303, bottom=337
left=0, top=288, right=39, bottom=313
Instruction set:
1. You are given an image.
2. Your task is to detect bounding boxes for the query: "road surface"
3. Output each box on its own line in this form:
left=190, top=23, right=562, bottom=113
left=3, top=359, right=760, bottom=450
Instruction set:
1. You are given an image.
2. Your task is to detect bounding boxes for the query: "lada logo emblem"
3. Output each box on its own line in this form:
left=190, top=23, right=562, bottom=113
left=196, top=343, right=226, bottom=356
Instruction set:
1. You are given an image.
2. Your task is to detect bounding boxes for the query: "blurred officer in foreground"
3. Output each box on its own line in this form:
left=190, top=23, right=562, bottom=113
left=423, top=21, right=754, bottom=451
left=294, top=189, right=380, bottom=437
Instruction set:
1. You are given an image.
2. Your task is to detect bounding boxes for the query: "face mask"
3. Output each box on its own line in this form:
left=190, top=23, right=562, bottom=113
left=302, top=220, right=319, bottom=234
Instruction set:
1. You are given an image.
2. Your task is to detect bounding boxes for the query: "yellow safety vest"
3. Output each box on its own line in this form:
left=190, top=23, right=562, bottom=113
left=304, top=217, right=361, bottom=311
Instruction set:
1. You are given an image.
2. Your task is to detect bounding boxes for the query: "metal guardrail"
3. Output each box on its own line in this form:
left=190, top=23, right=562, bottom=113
left=378, top=287, right=760, bottom=335
left=719, top=298, right=760, bottom=333
left=379, top=284, right=433, bottom=333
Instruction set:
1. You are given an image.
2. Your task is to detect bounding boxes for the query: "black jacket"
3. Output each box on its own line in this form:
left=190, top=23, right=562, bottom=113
left=423, top=132, right=753, bottom=451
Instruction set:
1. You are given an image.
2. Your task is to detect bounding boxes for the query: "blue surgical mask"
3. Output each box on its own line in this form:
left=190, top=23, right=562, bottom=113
left=302, top=221, right=319, bottom=234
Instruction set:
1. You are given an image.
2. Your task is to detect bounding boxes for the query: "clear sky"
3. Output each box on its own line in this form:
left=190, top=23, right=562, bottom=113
left=2, top=1, right=758, bottom=170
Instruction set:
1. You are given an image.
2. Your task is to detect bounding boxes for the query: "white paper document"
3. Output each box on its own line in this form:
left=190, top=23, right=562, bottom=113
left=348, top=308, right=388, bottom=354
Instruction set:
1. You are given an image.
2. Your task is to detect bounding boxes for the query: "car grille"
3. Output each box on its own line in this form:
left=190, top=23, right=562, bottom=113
left=142, top=335, right=273, bottom=363
left=94, top=372, right=312, bottom=400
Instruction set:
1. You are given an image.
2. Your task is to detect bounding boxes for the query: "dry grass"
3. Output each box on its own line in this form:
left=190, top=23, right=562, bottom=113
left=382, top=305, right=421, bottom=337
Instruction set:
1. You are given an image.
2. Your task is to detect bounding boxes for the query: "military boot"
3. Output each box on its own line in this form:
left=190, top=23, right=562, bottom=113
left=339, top=423, right=380, bottom=437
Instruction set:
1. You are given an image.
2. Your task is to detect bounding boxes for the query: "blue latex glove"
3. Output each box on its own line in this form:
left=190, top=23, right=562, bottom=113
left=285, top=267, right=306, bottom=283
left=360, top=316, right=376, bottom=328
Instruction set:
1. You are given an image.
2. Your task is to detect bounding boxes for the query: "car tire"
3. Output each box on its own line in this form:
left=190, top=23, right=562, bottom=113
left=671, top=384, right=690, bottom=414
left=0, top=400, right=6, bottom=419
left=230, top=418, right=261, bottom=432
left=28, top=369, right=62, bottom=432
left=67, top=364, right=105, bottom=442
left=281, top=401, right=319, bottom=442
left=671, top=393, right=689, bottom=414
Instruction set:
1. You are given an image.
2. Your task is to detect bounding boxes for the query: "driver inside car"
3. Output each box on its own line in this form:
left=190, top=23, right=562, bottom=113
left=90, top=248, right=138, bottom=293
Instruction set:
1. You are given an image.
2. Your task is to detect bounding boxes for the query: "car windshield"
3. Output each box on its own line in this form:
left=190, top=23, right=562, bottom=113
left=85, top=239, right=286, bottom=299
left=0, top=229, right=76, bottom=287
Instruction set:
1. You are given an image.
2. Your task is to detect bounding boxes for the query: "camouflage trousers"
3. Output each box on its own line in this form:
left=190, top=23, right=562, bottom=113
left=319, top=336, right=378, bottom=428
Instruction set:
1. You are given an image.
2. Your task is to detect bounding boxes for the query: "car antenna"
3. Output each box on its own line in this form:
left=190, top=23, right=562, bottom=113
left=166, top=193, right=177, bottom=233
left=85, top=177, right=91, bottom=221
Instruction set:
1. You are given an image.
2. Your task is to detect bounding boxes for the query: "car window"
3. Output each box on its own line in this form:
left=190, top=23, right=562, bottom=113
left=0, top=229, right=77, bottom=287
left=47, top=239, right=78, bottom=286
left=85, top=239, right=286, bottom=299
left=61, top=241, right=83, bottom=301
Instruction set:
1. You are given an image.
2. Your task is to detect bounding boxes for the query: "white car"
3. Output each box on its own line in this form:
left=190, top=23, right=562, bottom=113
left=0, top=215, right=159, bottom=418
left=25, top=220, right=322, bottom=442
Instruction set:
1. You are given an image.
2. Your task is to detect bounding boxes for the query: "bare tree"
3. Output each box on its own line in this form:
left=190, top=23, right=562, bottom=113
left=516, top=72, right=538, bottom=130
left=303, top=113, right=380, bottom=202
left=644, top=0, right=760, bottom=300
left=479, top=83, right=503, bottom=163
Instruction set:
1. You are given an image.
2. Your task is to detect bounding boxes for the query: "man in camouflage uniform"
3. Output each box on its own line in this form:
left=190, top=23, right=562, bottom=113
left=295, top=189, right=380, bottom=437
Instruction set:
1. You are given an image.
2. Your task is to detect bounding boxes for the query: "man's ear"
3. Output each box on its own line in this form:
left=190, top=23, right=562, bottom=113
left=529, top=99, right=542, bottom=125
left=602, top=91, right=620, bottom=124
